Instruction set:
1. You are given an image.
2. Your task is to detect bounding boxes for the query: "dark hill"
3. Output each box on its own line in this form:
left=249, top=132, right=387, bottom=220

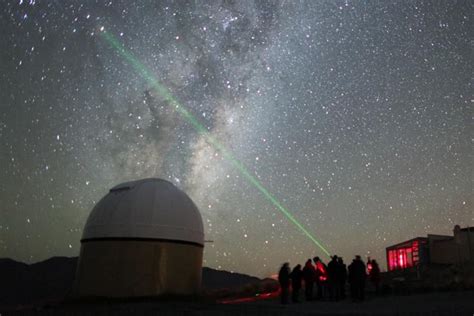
left=202, top=267, right=260, bottom=289
left=0, top=257, right=77, bottom=307
left=0, top=257, right=267, bottom=308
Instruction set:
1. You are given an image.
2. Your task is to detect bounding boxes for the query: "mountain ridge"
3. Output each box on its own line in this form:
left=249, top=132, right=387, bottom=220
left=0, top=256, right=270, bottom=308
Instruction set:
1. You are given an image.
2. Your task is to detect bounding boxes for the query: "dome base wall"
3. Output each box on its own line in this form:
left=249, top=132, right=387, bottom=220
left=73, top=240, right=203, bottom=298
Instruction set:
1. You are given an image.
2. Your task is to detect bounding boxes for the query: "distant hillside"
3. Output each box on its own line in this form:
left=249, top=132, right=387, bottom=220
left=0, top=257, right=267, bottom=308
left=0, top=257, right=77, bottom=308
left=202, top=267, right=260, bottom=289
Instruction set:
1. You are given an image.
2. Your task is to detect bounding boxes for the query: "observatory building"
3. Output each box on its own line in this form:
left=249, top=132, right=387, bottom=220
left=73, top=178, right=204, bottom=297
left=386, top=225, right=473, bottom=271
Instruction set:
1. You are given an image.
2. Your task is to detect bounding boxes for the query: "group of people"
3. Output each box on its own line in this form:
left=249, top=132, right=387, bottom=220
left=278, top=255, right=381, bottom=304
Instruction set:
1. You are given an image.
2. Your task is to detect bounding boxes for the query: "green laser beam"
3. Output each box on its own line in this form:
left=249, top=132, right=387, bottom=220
left=101, top=30, right=331, bottom=258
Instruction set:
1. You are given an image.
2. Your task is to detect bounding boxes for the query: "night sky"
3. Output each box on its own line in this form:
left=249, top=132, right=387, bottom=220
left=0, top=0, right=472, bottom=277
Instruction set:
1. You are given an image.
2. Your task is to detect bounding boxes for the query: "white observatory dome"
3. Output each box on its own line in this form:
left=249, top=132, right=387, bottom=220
left=82, top=178, right=204, bottom=246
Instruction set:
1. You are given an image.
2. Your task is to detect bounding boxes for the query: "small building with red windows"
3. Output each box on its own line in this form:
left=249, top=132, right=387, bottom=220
left=386, top=225, right=474, bottom=272
left=386, top=238, right=428, bottom=271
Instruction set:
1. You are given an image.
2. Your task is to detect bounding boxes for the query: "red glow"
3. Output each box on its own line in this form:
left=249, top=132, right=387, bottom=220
left=387, top=239, right=421, bottom=271
left=388, top=250, right=396, bottom=270
left=316, top=261, right=327, bottom=279
left=399, top=251, right=404, bottom=268
left=219, top=291, right=280, bottom=304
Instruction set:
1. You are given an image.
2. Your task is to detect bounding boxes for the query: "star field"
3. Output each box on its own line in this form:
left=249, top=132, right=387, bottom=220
left=0, top=0, right=472, bottom=277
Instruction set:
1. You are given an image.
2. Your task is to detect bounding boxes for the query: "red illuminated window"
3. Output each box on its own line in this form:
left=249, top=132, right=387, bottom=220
left=387, top=239, right=421, bottom=271
left=398, top=249, right=406, bottom=268
left=388, top=249, right=398, bottom=270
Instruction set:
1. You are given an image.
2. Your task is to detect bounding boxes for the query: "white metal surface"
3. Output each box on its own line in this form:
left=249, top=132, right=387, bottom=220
left=82, top=178, right=204, bottom=245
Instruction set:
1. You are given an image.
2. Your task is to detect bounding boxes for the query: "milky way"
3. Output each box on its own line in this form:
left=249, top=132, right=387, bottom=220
left=0, top=0, right=472, bottom=277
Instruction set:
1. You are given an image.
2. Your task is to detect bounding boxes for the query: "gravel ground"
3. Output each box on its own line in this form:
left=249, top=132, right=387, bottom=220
left=3, top=290, right=474, bottom=316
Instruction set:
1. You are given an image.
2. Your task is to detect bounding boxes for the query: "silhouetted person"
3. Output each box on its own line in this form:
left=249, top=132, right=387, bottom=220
left=348, top=255, right=366, bottom=301
left=278, top=262, right=291, bottom=304
left=313, top=256, right=327, bottom=300
left=327, top=255, right=340, bottom=301
left=302, top=259, right=315, bottom=301
left=337, top=257, right=347, bottom=299
left=348, top=259, right=354, bottom=299
left=369, top=259, right=381, bottom=295
left=289, top=264, right=303, bottom=303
